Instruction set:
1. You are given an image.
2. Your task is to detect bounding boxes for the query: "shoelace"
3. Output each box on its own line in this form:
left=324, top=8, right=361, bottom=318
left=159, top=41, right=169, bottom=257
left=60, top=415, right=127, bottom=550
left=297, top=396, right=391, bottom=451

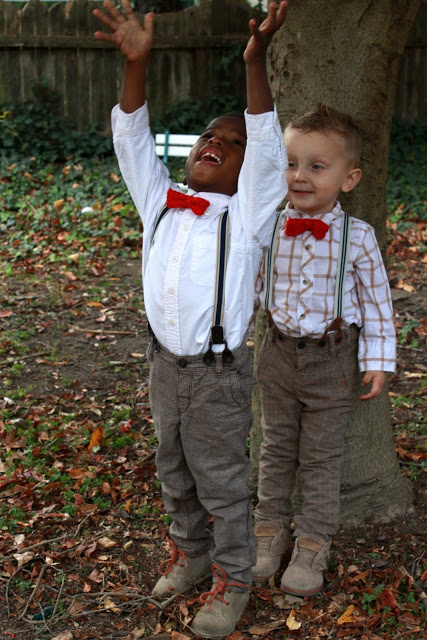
left=158, top=537, right=188, bottom=576
left=199, top=563, right=247, bottom=611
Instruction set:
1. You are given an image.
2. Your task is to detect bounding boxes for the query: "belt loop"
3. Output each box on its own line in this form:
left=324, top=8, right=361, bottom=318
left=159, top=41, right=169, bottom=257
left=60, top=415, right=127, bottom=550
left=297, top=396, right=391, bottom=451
left=215, top=353, right=223, bottom=376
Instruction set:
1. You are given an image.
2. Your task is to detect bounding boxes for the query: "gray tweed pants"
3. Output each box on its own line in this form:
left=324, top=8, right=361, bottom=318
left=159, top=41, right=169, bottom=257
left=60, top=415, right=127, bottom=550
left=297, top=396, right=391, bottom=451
left=147, top=338, right=256, bottom=585
left=255, top=323, right=359, bottom=539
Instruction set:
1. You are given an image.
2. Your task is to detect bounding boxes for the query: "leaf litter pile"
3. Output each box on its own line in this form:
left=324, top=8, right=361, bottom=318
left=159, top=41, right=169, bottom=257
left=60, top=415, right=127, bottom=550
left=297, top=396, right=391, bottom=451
left=0, top=157, right=426, bottom=640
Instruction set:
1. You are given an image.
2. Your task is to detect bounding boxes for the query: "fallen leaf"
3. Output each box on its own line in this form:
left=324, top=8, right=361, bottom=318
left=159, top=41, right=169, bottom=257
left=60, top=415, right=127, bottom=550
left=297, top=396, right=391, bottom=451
left=13, top=552, right=35, bottom=567
left=248, top=620, right=287, bottom=634
left=337, top=604, right=357, bottom=624
left=124, top=629, right=146, bottom=640
left=51, top=632, right=73, bottom=640
left=98, top=536, right=117, bottom=548
left=88, top=425, right=104, bottom=452
left=104, top=596, right=120, bottom=614
left=286, top=609, right=301, bottom=630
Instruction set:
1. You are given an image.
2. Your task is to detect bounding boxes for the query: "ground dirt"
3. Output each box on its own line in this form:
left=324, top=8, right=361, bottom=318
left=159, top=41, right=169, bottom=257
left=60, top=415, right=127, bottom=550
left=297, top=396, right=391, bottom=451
left=0, top=256, right=425, bottom=640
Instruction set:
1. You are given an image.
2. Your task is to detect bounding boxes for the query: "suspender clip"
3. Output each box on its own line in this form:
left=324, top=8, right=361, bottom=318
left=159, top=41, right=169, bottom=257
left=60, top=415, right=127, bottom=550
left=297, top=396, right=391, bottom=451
left=202, top=342, right=215, bottom=366
left=221, top=341, right=234, bottom=365
left=211, top=325, right=224, bottom=344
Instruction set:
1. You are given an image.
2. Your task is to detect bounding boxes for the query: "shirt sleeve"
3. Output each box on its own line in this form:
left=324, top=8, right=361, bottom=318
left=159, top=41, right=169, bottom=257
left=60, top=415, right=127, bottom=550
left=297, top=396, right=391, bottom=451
left=354, top=225, right=396, bottom=372
left=111, top=102, right=171, bottom=227
left=233, top=105, right=288, bottom=251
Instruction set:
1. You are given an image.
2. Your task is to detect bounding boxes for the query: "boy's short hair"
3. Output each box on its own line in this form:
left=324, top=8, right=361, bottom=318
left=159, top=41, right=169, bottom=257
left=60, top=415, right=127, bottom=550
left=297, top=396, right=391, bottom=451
left=286, top=103, right=363, bottom=167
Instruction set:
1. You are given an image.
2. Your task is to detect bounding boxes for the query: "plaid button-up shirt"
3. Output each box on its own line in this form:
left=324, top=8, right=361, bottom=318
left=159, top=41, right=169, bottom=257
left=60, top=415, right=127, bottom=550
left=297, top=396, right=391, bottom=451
left=260, top=202, right=396, bottom=372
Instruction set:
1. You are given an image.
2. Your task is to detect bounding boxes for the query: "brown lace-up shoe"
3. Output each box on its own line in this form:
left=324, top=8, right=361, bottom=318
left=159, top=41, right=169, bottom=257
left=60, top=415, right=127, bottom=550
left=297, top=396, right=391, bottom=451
left=252, top=521, right=292, bottom=581
left=190, top=564, right=250, bottom=639
left=152, top=537, right=211, bottom=597
left=280, top=533, right=331, bottom=597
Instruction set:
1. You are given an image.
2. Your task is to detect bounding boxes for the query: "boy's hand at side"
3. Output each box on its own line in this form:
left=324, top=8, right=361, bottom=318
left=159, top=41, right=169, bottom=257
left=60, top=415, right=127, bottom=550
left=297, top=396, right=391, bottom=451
left=244, top=2, right=287, bottom=115
left=93, top=0, right=154, bottom=63
left=359, top=371, right=386, bottom=401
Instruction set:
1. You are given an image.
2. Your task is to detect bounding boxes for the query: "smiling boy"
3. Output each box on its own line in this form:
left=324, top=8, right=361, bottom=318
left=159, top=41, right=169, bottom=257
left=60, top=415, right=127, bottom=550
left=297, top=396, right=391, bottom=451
left=93, top=1, right=288, bottom=637
left=253, top=104, right=396, bottom=597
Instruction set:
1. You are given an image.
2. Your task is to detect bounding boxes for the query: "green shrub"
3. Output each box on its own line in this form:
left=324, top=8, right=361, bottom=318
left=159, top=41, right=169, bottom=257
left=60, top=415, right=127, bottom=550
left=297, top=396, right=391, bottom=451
left=387, top=118, right=427, bottom=221
left=0, top=81, right=113, bottom=163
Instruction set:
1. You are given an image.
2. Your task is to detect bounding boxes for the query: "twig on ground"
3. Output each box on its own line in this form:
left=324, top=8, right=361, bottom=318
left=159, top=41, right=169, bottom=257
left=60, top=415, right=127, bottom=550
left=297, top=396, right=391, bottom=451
left=19, top=563, right=47, bottom=619
left=68, top=325, right=139, bottom=335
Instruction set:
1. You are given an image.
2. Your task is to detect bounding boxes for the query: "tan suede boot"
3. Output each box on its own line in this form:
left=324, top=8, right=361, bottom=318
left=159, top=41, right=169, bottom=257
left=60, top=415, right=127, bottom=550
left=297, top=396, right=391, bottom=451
left=280, top=533, right=330, bottom=597
left=252, top=522, right=292, bottom=581
left=152, top=537, right=211, bottom=597
left=190, top=564, right=250, bottom=639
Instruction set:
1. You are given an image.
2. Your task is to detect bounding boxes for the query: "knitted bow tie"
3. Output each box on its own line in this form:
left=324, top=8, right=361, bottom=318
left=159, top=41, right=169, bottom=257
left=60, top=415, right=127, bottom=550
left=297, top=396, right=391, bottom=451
left=285, top=217, right=329, bottom=240
left=166, top=188, right=210, bottom=216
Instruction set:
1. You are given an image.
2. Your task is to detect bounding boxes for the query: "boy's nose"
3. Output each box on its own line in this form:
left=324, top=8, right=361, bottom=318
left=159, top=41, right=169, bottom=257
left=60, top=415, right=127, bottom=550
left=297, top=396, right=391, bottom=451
left=208, top=135, right=223, bottom=146
left=294, top=167, right=306, bottom=181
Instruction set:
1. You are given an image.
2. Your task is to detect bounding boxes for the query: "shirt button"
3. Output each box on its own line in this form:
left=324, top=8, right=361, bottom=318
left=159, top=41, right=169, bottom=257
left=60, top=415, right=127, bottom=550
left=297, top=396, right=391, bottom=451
left=168, top=319, right=175, bottom=326
left=168, top=287, right=175, bottom=295
left=183, top=224, right=189, bottom=231
left=305, top=244, right=312, bottom=251
left=303, top=279, right=309, bottom=285
left=300, top=313, right=305, bottom=320
left=205, top=209, right=211, bottom=216
left=172, top=256, right=179, bottom=263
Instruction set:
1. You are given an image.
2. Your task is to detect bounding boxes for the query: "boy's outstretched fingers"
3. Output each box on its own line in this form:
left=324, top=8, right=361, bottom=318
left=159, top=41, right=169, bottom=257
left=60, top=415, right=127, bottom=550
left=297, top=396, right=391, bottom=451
left=359, top=371, right=386, bottom=401
left=245, top=1, right=287, bottom=62
left=254, top=1, right=288, bottom=36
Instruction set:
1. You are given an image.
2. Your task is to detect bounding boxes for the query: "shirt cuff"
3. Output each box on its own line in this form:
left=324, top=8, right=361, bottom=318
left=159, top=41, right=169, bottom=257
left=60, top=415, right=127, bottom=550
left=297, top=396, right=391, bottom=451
left=244, top=103, right=281, bottom=139
left=111, top=102, right=149, bottom=136
left=358, top=340, right=396, bottom=373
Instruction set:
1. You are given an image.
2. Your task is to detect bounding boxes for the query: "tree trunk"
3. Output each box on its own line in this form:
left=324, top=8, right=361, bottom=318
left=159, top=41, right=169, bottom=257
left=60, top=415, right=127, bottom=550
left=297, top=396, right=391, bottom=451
left=251, top=0, right=422, bottom=526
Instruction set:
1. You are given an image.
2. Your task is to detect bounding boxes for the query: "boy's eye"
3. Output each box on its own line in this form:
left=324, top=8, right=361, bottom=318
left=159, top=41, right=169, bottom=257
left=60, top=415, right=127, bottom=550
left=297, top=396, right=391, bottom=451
left=313, top=164, right=324, bottom=170
left=287, top=161, right=296, bottom=168
left=234, top=139, right=245, bottom=148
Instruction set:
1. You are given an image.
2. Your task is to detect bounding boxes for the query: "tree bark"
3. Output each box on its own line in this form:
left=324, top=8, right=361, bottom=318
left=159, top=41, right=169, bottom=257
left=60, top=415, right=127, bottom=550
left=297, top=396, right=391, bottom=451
left=250, top=0, right=422, bottom=526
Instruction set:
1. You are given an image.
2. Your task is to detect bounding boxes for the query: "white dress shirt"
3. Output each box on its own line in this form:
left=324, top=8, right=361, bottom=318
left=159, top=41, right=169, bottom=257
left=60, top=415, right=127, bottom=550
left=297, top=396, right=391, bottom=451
left=112, top=102, right=288, bottom=355
left=262, top=202, right=396, bottom=372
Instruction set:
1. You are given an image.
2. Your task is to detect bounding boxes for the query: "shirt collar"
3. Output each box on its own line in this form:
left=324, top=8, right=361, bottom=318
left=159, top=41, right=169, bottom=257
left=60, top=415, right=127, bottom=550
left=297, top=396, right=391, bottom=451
left=285, top=201, right=344, bottom=227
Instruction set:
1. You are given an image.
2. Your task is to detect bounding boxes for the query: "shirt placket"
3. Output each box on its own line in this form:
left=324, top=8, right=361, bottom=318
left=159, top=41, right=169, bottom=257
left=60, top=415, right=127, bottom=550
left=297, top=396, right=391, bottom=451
left=164, top=211, right=196, bottom=353
left=297, top=234, right=314, bottom=332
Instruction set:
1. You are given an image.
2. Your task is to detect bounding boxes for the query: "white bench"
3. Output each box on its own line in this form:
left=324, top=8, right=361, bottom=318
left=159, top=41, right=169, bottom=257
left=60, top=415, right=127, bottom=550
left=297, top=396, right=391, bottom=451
left=155, top=132, right=199, bottom=165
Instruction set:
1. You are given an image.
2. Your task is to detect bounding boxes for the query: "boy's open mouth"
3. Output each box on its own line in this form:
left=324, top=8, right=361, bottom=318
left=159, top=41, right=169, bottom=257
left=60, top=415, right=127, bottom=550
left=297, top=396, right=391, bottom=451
left=199, top=147, right=222, bottom=165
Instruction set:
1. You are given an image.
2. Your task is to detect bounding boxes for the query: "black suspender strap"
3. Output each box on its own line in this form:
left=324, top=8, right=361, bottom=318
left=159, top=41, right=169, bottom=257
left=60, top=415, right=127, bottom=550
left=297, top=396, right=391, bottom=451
left=203, top=209, right=233, bottom=365
left=149, top=202, right=233, bottom=364
left=150, top=203, right=170, bottom=248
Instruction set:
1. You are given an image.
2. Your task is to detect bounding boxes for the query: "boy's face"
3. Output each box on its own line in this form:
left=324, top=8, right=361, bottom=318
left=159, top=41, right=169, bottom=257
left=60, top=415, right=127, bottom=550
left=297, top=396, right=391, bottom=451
left=184, top=115, right=247, bottom=197
left=284, top=127, right=362, bottom=216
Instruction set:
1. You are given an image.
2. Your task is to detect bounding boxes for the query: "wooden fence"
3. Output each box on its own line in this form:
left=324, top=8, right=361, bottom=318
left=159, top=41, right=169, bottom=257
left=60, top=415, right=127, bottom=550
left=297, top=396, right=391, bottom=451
left=0, top=0, right=262, bottom=133
left=0, top=0, right=426, bottom=133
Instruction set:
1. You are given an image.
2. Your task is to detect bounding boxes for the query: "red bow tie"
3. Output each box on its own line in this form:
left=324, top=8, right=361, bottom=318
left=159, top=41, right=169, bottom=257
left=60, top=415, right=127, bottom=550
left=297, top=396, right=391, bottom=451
left=166, top=188, right=210, bottom=216
left=285, top=217, right=329, bottom=240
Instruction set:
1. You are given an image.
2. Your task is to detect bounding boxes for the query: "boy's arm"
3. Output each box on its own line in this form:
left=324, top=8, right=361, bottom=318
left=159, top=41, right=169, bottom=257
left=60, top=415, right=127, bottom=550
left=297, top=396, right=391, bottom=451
left=93, top=0, right=154, bottom=113
left=244, top=2, right=287, bottom=114
left=359, top=370, right=386, bottom=401
left=354, top=224, right=396, bottom=398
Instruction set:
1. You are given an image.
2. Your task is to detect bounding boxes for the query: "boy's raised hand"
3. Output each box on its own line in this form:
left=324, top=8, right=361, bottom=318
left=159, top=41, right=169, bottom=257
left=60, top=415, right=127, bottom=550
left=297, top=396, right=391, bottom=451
left=244, top=1, right=287, bottom=64
left=93, top=0, right=154, bottom=63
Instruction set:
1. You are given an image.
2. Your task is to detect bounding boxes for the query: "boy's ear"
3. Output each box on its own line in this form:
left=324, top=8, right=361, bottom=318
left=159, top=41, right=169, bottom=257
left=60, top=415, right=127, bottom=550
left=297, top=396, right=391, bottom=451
left=341, top=168, right=362, bottom=193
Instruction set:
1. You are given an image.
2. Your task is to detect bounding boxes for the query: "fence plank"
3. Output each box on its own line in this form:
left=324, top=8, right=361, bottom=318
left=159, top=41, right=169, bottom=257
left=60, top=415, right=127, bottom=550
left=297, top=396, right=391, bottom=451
left=0, top=0, right=425, bottom=131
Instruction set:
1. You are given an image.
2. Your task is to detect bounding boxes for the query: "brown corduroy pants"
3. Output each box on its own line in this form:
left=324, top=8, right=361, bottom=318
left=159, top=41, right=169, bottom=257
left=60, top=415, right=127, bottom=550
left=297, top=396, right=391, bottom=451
left=255, top=323, right=359, bottom=539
